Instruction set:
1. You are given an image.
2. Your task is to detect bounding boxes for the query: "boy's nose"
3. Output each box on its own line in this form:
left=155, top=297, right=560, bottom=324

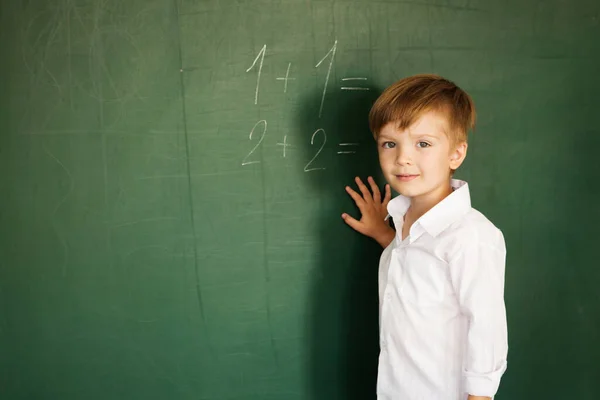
left=395, top=146, right=412, bottom=165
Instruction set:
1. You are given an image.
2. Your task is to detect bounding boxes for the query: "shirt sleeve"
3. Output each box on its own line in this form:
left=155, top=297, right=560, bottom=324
left=448, top=228, right=508, bottom=397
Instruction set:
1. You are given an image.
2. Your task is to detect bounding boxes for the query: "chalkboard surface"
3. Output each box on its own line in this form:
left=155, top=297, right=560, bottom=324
left=1, top=0, right=599, bottom=399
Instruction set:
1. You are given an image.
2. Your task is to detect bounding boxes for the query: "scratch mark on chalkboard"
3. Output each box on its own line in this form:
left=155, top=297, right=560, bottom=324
left=44, top=67, right=63, bottom=95
left=371, top=0, right=482, bottom=11
left=394, top=45, right=476, bottom=51
left=41, top=20, right=63, bottom=90
left=65, top=1, right=74, bottom=110
left=138, top=170, right=243, bottom=179
left=0, top=263, right=5, bottom=334
left=89, top=4, right=106, bottom=125
left=111, top=217, right=180, bottom=229
left=174, top=0, right=206, bottom=326
left=68, top=3, right=84, bottom=29
left=136, top=319, right=159, bottom=323
left=25, top=129, right=196, bottom=136
left=223, top=352, right=254, bottom=358
left=266, top=215, right=305, bottom=221
left=149, top=129, right=183, bottom=135
left=90, top=39, right=128, bottom=105
left=426, top=5, right=435, bottom=70
left=128, top=343, right=184, bottom=393
left=123, top=245, right=171, bottom=260
left=149, top=152, right=188, bottom=162
left=106, top=227, right=115, bottom=272
left=102, top=134, right=109, bottom=218
left=20, top=5, right=66, bottom=103
left=43, top=145, right=73, bottom=277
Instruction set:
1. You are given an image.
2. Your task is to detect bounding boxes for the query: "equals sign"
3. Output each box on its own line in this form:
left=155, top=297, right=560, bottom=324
left=341, top=77, right=370, bottom=91
left=338, top=143, right=359, bottom=154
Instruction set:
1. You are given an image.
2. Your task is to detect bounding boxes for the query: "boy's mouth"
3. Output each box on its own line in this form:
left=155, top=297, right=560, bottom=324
left=395, top=174, right=419, bottom=182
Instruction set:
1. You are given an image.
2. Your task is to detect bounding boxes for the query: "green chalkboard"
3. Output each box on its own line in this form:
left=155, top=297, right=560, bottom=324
left=1, top=0, right=599, bottom=399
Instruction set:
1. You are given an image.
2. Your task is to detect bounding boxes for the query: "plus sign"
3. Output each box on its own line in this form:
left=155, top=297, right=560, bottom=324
left=276, top=135, right=292, bottom=158
left=276, top=63, right=295, bottom=93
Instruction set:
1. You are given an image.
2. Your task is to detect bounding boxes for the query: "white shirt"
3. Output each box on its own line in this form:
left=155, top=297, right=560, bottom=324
left=377, top=179, right=508, bottom=400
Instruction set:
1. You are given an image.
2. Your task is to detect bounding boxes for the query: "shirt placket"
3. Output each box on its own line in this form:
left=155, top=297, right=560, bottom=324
left=380, top=240, right=407, bottom=353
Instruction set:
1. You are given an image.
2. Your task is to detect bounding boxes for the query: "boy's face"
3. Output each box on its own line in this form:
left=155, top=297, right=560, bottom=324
left=377, top=111, right=467, bottom=203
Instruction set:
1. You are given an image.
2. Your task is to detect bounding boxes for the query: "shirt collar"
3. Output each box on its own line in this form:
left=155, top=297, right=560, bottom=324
left=387, top=179, right=472, bottom=241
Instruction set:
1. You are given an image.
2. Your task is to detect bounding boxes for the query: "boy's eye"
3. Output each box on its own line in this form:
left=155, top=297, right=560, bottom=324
left=382, top=141, right=395, bottom=149
left=417, top=141, right=431, bottom=148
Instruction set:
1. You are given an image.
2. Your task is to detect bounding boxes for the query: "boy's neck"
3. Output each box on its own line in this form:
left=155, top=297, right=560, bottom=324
left=406, top=180, right=454, bottom=222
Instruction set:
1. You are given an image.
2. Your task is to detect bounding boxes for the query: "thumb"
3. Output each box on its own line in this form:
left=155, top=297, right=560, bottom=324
left=342, top=213, right=366, bottom=235
left=383, top=184, right=392, bottom=206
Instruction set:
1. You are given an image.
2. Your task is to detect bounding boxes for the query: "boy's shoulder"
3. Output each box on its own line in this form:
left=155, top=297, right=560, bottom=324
left=442, top=206, right=505, bottom=251
left=463, top=207, right=501, bottom=234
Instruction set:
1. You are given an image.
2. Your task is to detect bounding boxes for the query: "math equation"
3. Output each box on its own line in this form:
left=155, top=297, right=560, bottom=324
left=241, top=40, right=370, bottom=172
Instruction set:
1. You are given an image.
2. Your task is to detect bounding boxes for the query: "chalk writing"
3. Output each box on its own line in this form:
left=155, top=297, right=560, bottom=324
left=242, top=120, right=268, bottom=165
left=246, top=45, right=267, bottom=105
left=304, top=129, right=327, bottom=172
left=315, top=40, right=338, bottom=118
left=277, top=135, right=291, bottom=158
left=340, top=77, right=370, bottom=91
left=337, top=143, right=359, bottom=154
left=276, top=63, right=295, bottom=93
left=239, top=40, right=370, bottom=171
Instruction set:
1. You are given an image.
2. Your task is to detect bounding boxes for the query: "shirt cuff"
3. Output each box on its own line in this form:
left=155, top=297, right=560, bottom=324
left=464, top=361, right=507, bottom=397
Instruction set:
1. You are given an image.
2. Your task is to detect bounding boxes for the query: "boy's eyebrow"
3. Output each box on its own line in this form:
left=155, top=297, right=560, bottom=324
left=412, top=133, right=439, bottom=140
left=378, top=133, right=440, bottom=140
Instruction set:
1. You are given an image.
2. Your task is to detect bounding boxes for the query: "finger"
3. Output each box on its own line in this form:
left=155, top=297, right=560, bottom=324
left=355, top=176, right=373, bottom=203
left=383, top=184, right=392, bottom=206
left=341, top=213, right=367, bottom=235
left=368, top=176, right=381, bottom=203
left=345, top=186, right=366, bottom=209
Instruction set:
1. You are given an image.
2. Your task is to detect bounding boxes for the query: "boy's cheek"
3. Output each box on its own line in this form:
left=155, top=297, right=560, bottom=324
left=378, top=153, right=393, bottom=167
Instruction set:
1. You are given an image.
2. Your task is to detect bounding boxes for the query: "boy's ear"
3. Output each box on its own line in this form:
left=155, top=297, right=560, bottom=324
left=449, top=141, right=468, bottom=170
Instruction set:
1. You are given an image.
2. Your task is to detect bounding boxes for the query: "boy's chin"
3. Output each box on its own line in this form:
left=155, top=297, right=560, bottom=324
left=388, top=181, right=421, bottom=197
left=388, top=178, right=440, bottom=200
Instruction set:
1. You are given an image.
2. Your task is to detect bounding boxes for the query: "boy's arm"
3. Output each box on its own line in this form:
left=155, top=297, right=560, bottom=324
left=449, top=228, right=508, bottom=399
left=341, top=176, right=395, bottom=248
left=468, top=396, right=491, bottom=400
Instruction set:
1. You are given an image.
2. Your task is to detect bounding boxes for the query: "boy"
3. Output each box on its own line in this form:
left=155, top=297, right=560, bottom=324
left=341, top=74, right=508, bottom=400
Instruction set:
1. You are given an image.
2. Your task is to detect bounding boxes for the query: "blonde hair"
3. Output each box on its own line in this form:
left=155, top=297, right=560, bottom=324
left=369, top=74, right=476, bottom=144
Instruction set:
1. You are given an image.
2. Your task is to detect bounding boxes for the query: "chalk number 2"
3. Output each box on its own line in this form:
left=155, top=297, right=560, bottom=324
left=242, top=120, right=267, bottom=166
left=304, top=129, right=326, bottom=172
left=242, top=122, right=326, bottom=172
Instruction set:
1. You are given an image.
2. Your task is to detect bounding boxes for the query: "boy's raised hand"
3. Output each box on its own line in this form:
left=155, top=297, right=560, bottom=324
left=342, top=176, right=395, bottom=248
